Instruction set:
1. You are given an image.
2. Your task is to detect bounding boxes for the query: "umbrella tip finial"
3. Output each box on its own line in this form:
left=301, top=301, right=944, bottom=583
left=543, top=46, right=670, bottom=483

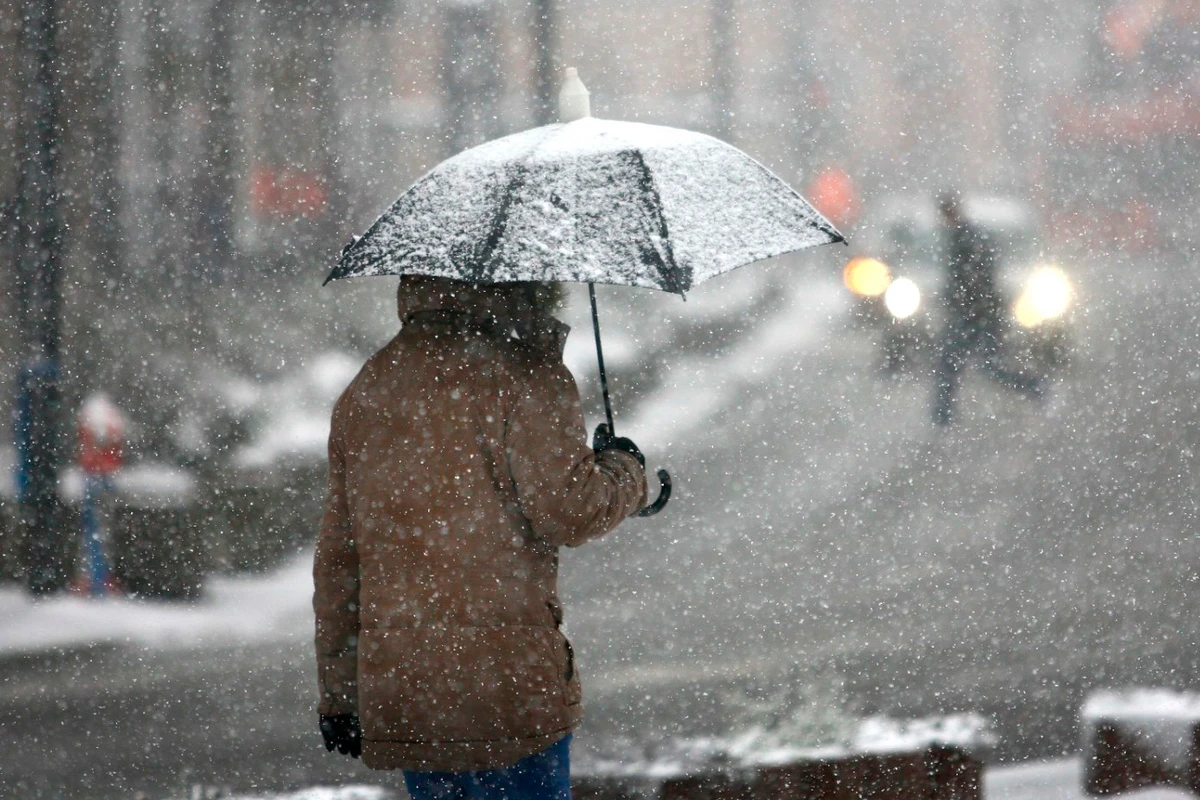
left=558, top=66, right=591, bottom=123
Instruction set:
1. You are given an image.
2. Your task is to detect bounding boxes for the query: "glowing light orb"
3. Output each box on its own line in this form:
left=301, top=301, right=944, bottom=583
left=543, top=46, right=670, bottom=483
left=884, top=277, right=921, bottom=320
left=843, top=257, right=891, bottom=297
left=1015, top=265, right=1072, bottom=327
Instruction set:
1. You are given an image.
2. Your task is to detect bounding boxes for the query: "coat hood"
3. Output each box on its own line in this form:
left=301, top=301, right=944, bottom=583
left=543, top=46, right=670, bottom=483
left=397, top=275, right=570, bottom=358
left=397, top=275, right=519, bottom=325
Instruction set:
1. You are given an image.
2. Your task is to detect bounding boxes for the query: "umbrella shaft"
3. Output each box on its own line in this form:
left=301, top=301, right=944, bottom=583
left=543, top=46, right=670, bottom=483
left=589, top=283, right=616, bottom=434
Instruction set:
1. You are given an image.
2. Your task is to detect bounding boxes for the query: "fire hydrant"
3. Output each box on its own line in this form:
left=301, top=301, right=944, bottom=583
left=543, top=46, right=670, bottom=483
left=77, top=393, right=126, bottom=595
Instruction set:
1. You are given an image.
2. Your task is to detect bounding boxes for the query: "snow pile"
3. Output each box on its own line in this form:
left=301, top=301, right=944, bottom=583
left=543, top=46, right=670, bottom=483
left=111, top=462, right=198, bottom=509
left=853, top=713, right=997, bottom=754
left=1082, top=688, right=1200, bottom=722
left=232, top=352, right=361, bottom=470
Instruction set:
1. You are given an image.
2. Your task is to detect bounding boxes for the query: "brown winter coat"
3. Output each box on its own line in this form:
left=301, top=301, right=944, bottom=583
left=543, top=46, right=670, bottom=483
left=313, top=278, right=647, bottom=772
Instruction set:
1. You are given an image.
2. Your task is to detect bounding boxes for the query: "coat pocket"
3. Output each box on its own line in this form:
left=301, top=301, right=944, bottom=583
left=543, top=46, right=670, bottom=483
left=358, top=625, right=571, bottom=743
left=557, top=631, right=582, bottom=707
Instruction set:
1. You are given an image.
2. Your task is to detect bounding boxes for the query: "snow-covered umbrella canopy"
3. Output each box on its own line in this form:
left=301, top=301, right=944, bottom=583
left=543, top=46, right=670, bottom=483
left=326, top=116, right=844, bottom=294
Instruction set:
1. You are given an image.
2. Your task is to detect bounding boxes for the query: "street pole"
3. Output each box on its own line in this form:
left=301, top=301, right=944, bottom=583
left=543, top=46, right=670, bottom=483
left=14, top=0, right=69, bottom=595
left=712, top=0, right=736, bottom=141
left=196, top=0, right=237, bottom=285
left=532, top=0, right=557, bottom=126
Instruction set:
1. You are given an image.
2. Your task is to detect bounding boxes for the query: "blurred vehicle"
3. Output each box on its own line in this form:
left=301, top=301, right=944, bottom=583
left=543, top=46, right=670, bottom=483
left=841, top=194, right=1075, bottom=378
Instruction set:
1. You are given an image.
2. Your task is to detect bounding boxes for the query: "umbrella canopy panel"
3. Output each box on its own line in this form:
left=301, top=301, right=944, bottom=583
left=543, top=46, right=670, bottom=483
left=328, top=118, right=843, bottom=294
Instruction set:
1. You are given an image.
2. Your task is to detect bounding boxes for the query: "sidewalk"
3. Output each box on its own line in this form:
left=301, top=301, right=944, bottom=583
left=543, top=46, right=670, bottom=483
left=0, top=552, right=314, bottom=659
left=985, top=759, right=1190, bottom=799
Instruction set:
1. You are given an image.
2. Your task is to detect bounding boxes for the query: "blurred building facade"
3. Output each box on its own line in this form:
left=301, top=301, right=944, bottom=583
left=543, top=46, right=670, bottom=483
left=0, top=0, right=1196, bottom=442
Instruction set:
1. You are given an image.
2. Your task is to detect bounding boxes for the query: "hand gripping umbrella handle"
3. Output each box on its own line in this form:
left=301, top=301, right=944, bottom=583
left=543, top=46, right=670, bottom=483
left=637, top=469, right=672, bottom=517
left=589, top=284, right=671, bottom=518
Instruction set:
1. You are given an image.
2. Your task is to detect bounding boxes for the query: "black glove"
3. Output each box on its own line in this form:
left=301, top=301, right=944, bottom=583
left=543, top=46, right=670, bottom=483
left=592, top=423, right=645, bottom=467
left=319, top=713, right=362, bottom=759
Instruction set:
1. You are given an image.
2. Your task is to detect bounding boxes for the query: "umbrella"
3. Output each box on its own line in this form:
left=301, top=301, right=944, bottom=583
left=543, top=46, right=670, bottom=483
left=326, top=69, right=846, bottom=516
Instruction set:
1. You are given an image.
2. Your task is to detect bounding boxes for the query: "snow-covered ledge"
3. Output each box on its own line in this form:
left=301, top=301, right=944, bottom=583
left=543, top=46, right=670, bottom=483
left=1081, top=688, right=1200, bottom=797
left=573, top=714, right=990, bottom=800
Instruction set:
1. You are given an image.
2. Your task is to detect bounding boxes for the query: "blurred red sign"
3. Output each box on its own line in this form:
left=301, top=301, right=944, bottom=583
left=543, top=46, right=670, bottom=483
left=250, top=165, right=328, bottom=217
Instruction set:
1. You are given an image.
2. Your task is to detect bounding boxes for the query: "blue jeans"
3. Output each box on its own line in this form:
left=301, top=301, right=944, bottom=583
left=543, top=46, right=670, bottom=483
left=403, top=735, right=572, bottom=800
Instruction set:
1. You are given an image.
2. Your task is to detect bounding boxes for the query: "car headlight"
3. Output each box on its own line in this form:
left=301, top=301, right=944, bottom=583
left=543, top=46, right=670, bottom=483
left=1014, top=265, right=1072, bottom=328
left=843, top=257, right=891, bottom=297
left=884, top=277, right=921, bottom=320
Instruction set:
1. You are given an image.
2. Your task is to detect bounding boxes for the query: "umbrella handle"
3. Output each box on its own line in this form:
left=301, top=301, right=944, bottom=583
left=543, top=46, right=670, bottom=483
left=589, top=284, right=669, bottom=517
left=637, top=469, right=672, bottom=517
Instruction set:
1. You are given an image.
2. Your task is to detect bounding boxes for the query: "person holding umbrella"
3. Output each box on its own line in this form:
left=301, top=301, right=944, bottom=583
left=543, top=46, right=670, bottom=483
left=313, top=274, right=648, bottom=798
left=316, top=68, right=843, bottom=799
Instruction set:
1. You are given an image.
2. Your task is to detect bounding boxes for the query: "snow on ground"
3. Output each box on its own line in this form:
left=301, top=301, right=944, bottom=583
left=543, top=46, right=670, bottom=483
left=177, top=789, right=388, bottom=800
left=623, top=278, right=845, bottom=449
left=984, top=759, right=1192, bottom=800
left=0, top=553, right=314, bottom=657
left=6, top=554, right=1193, bottom=800
left=562, top=267, right=848, bottom=451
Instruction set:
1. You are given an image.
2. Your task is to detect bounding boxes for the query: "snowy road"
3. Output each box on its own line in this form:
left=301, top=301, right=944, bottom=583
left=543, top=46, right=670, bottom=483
left=2, top=249, right=1198, bottom=798
left=562, top=248, right=1200, bottom=763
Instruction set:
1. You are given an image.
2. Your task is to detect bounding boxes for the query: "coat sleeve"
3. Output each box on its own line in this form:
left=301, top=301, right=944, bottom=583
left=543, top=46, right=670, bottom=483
left=506, top=359, right=647, bottom=548
left=313, top=400, right=360, bottom=716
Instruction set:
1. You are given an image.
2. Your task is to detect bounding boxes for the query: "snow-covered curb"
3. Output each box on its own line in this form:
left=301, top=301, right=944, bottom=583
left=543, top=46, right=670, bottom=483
left=171, top=788, right=389, bottom=800
left=0, top=553, right=315, bottom=657
left=157, top=760, right=1200, bottom=800
left=582, top=713, right=994, bottom=778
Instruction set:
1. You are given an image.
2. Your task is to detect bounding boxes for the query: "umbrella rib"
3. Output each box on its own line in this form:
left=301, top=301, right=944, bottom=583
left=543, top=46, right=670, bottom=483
left=472, top=164, right=530, bottom=283
left=743, top=156, right=846, bottom=245
left=322, top=174, right=439, bottom=284
left=468, top=126, right=568, bottom=282
left=625, top=150, right=691, bottom=295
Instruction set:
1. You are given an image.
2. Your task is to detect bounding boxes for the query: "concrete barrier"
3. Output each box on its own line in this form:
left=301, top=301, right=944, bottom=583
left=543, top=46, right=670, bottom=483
left=571, top=776, right=649, bottom=800
left=202, top=463, right=324, bottom=573
left=662, top=772, right=756, bottom=800
left=756, top=759, right=837, bottom=800
left=578, top=745, right=984, bottom=800
left=925, top=745, right=984, bottom=800
left=1081, top=689, right=1200, bottom=796
left=109, top=463, right=204, bottom=599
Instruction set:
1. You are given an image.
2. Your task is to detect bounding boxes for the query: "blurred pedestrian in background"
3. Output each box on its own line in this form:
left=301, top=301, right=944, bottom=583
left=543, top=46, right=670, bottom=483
left=313, top=276, right=647, bottom=799
left=933, top=191, right=1043, bottom=426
